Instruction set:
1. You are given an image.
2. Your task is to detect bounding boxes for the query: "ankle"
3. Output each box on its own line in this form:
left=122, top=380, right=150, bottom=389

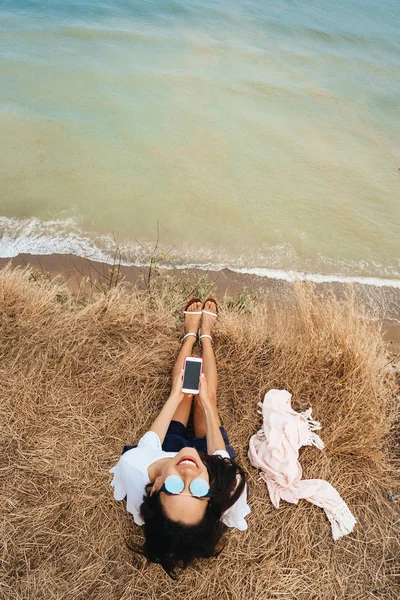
left=182, top=334, right=197, bottom=346
left=200, top=332, right=212, bottom=339
left=199, top=335, right=213, bottom=347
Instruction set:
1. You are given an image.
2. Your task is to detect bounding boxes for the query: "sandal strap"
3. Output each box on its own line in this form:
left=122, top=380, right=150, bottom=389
left=199, top=333, right=213, bottom=345
left=202, top=310, right=218, bottom=317
left=183, top=310, right=202, bottom=315
left=182, top=332, right=198, bottom=341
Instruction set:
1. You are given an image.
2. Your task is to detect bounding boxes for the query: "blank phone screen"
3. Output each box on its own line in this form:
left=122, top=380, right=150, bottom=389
left=183, top=360, right=202, bottom=391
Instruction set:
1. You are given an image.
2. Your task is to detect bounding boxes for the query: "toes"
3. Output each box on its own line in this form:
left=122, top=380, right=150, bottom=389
left=184, top=301, right=202, bottom=333
left=205, top=300, right=217, bottom=313
left=189, top=301, right=202, bottom=313
left=186, top=302, right=201, bottom=313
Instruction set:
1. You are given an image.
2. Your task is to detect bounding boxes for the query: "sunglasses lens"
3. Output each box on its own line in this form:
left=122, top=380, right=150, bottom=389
left=164, top=475, right=184, bottom=494
left=189, top=478, right=210, bottom=497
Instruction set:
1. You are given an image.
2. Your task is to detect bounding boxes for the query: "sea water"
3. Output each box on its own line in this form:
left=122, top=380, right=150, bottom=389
left=0, top=0, right=399, bottom=285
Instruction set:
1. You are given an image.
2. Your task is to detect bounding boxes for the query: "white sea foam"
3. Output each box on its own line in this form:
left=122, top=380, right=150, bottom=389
left=0, top=216, right=147, bottom=265
left=226, top=267, right=400, bottom=289
left=1, top=216, right=400, bottom=289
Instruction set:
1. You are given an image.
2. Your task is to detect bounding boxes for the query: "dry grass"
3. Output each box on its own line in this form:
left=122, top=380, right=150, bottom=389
left=0, top=266, right=399, bottom=600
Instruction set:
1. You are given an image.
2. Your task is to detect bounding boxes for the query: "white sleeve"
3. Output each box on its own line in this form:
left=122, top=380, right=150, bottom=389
left=137, top=430, right=162, bottom=451
left=221, top=482, right=250, bottom=531
left=109, top=455, right=149, bottom=525
left=109, top=458, right=148, bottom=525
left=109, top=437, right=160, bottom=526
left=212, top=450, right=250, bottom=531
left=212, top=449, right=230, bottom=459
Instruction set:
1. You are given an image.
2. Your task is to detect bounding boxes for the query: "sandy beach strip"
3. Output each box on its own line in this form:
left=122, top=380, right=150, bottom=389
left=1, top=252, right=399, bottom=355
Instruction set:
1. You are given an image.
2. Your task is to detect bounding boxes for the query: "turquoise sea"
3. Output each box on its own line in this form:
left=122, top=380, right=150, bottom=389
left=0, top=0, right=399, bottom=286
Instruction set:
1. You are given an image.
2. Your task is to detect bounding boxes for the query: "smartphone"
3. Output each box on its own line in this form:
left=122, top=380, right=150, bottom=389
left=182, top=357, right=203, bottom=395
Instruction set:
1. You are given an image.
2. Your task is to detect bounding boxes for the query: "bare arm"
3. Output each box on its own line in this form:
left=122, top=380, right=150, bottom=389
left=149, top=371, right=184, bottom=444
left=198, top=373, right=226, bottom=454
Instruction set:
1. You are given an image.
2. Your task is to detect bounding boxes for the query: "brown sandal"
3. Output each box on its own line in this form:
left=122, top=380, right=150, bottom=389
left=199, top=298, right=218, bottom=345
left=184, top=298, right=203, bottom=315
left=182, top=298, right=202, bottom=342
left=201, top=297, right=218, bottom=318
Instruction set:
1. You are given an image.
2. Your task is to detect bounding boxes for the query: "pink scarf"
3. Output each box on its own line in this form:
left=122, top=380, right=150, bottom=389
left=248, top=389, right=356, bottom=540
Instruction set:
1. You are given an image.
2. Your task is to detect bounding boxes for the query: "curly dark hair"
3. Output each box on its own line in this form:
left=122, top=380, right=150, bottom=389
left=136, top=453, right=247, bottom=578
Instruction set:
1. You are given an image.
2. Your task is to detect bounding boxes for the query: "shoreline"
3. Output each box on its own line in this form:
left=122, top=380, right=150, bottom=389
left=1, top=252, right=399, bottom=354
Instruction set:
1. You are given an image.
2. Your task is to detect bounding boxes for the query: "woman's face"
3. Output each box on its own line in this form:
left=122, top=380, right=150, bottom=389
left=151, top=447, right=210, bottom=525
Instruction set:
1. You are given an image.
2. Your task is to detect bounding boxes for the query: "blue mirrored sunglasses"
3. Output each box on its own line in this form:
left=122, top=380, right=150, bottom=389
left=160, top=475, right=212, bottom=498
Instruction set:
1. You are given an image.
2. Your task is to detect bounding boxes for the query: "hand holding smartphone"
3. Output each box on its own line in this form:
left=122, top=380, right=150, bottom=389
left=182, top=357, right=203, bottom=394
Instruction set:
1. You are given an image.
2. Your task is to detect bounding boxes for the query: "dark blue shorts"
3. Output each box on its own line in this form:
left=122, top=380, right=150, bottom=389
left=122, top=420, right=236, bottom=459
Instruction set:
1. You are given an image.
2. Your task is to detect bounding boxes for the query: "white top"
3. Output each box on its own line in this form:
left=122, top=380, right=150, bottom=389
left=110, top=431, right=250, bottom=531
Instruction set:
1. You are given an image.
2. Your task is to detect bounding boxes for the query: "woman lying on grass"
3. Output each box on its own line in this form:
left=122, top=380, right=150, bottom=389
left=110, top=298, right=250, bottom=577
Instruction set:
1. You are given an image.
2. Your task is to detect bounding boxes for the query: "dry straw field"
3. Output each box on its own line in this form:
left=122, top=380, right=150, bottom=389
left=1, top=265, right=399, bottom=599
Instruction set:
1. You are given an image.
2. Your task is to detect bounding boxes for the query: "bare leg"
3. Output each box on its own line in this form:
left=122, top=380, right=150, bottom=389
left=171, top=300, right=202, bottom=427
left=194, top=300, right=220, bottom=437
